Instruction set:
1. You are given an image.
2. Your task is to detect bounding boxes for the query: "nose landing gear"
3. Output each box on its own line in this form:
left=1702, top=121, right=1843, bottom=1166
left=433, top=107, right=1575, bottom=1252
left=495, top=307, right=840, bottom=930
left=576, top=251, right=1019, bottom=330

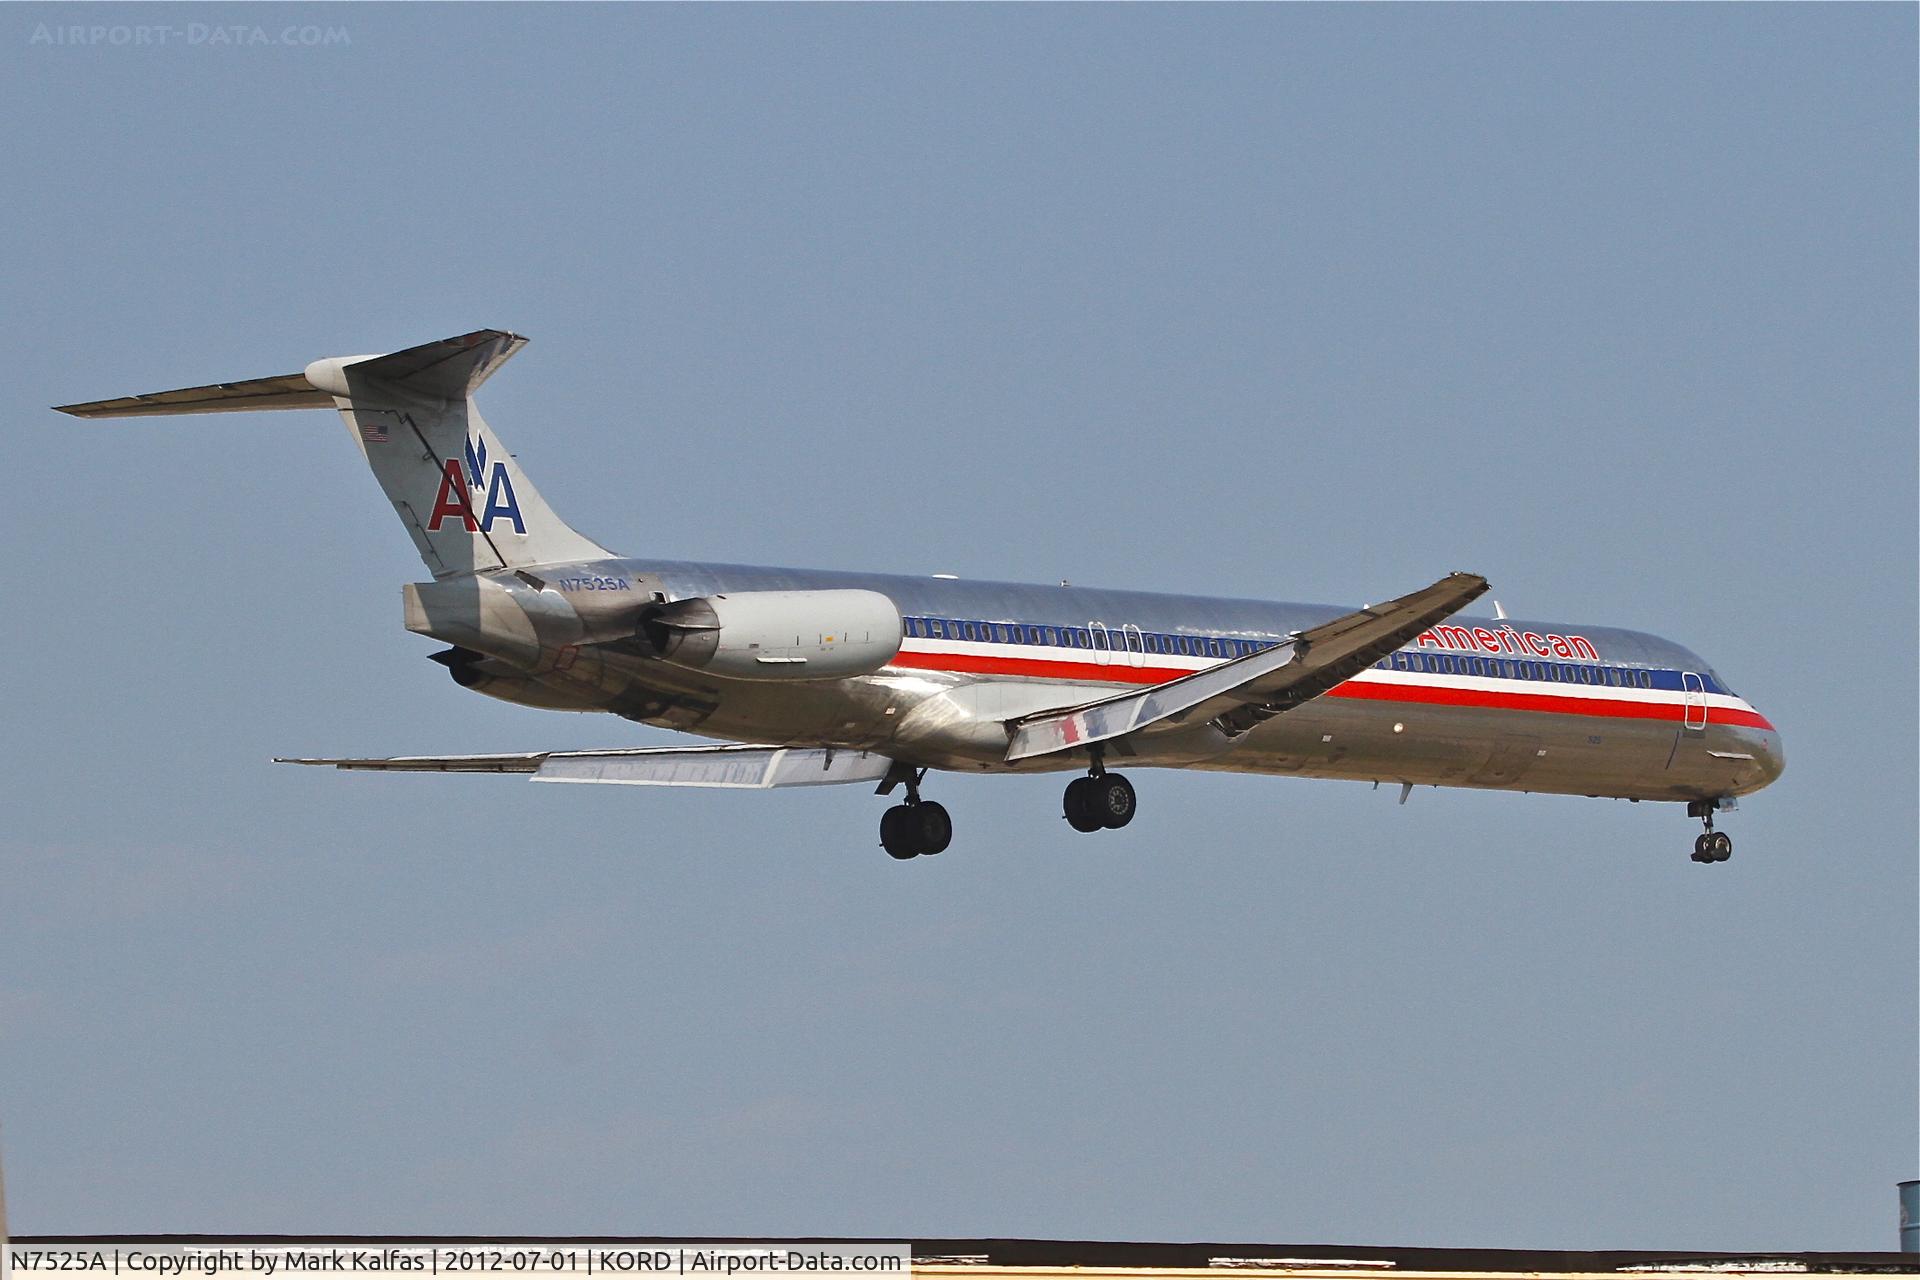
left=1688, top=799, right=1733, bottom=863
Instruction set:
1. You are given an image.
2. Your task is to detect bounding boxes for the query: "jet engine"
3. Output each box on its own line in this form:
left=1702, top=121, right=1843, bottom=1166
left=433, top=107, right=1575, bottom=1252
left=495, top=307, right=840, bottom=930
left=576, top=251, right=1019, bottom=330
left=640, top=589, right=902, bottom=681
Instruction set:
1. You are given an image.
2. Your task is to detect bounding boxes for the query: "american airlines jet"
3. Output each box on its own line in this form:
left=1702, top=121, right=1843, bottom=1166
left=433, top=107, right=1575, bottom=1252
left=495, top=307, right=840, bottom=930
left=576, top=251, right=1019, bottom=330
left=59, top=330, right=1783, bottom=862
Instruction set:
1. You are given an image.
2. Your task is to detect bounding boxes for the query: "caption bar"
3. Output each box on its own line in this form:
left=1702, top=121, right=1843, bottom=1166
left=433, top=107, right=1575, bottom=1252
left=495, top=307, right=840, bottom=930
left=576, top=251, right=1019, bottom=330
left=7, top=1246, right=911, bottom=1278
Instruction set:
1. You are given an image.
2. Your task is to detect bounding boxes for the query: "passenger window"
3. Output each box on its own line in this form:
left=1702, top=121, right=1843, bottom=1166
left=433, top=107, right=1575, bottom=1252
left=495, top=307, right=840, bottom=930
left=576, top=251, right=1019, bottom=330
left=927, top=620, right=944, bottom=639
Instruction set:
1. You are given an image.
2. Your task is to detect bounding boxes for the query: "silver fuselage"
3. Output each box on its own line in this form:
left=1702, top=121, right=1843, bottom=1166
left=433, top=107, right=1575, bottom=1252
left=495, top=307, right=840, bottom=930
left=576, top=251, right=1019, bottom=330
left=418, top=558, right=1784, bottom=805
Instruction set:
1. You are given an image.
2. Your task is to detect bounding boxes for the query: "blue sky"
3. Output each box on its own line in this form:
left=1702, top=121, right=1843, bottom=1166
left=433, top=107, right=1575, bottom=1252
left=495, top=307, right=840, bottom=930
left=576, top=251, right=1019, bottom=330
left=1, top=2, right=1914, bottom=1251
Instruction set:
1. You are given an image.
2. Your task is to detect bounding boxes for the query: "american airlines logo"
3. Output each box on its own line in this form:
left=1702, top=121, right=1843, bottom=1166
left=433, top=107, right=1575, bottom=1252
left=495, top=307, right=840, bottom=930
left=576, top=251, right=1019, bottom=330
left=427, top=434, right=525, bottom=534
left=1416, top=622, right=1598, bottom=661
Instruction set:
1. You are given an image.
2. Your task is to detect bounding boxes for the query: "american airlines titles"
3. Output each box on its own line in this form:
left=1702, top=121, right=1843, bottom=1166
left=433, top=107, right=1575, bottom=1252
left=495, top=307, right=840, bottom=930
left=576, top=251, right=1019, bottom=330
left=1415, top=623, right=1598, bottom=661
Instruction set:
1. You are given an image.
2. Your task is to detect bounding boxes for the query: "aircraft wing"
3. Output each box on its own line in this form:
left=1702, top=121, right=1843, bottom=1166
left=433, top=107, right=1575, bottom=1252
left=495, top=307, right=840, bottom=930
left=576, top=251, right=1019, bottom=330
left=1005, top=571, right=1488, bottom=761
left=278, top=743, right=894, bottom=789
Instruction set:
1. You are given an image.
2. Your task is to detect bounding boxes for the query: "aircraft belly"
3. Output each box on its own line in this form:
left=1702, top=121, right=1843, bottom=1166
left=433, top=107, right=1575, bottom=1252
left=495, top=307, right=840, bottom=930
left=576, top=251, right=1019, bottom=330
left=1205, top=701, right=1706, bottom=801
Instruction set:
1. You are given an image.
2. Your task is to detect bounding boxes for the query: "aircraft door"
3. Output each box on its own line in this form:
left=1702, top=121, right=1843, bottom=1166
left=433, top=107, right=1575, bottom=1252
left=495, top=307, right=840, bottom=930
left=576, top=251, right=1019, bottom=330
left=1120, top=624, right=1146, bottom=668
left=1681, top=672, right=1707, bottom=730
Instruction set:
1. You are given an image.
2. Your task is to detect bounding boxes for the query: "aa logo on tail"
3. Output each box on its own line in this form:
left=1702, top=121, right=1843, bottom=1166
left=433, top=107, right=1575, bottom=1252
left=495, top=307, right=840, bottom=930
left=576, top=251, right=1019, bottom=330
left=428, top=435, right=525, bottom=534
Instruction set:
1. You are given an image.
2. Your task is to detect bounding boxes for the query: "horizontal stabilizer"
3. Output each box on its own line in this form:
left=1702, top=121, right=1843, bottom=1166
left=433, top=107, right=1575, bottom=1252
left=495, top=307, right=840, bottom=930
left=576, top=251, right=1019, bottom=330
left=278, top=744, right=894, bottom=789
left=1006, top=571, right=1489, bottom=760
left=52, top=329, right=524, bottom=418
left=336, top=329, right=525, bottom=400
left=55, top=372, right=332, bottom=418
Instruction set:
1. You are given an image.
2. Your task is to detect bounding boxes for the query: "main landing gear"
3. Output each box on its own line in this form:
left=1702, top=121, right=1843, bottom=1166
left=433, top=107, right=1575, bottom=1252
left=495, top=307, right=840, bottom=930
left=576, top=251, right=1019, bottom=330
left=1688, top=799, right=1733, bottom=863
left=874, top=756, right=1140, bottom=859
left=1063, top=755, right=1136, bottom=834
left=877, top=765, right=951, bottom=860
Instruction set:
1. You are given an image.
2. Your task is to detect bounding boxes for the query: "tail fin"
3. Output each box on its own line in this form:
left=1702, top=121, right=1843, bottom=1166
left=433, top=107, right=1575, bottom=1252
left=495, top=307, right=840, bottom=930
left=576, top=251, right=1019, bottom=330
left=55, top=329, right=609, bottom=577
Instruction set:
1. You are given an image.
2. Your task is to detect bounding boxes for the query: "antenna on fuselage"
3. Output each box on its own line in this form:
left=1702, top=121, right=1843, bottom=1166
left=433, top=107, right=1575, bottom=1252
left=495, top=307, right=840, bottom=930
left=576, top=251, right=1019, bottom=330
left=1493, top=600, right=1509, bottom=619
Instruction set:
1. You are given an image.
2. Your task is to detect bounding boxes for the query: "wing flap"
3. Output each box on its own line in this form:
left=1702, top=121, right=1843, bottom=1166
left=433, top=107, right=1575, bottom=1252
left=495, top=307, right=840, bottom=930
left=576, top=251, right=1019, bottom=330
left=1006, top=571, right=1489, bottom=761
left=278, top=744, right=893, bottom=789
left=1006, top=636, right=1303, bottom=761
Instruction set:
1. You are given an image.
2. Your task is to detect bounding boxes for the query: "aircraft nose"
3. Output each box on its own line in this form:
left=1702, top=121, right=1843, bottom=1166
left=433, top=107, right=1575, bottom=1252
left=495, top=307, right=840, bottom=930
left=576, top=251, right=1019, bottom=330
left=1751, top=727, right=1786, bottom=789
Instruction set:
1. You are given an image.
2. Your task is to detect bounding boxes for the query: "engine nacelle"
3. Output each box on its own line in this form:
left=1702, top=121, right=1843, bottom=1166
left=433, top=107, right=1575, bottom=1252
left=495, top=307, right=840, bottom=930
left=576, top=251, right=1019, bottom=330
left=641, top=589, right=902, bottom=681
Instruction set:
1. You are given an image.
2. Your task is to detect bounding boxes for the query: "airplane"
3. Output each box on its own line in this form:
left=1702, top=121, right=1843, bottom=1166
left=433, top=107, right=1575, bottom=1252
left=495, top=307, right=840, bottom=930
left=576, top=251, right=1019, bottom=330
left=57, top=329, right=1783, bottom=863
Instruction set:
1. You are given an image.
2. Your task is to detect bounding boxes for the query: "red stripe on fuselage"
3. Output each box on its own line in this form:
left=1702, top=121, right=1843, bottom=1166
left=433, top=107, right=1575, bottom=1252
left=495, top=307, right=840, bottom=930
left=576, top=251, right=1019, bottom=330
left=893, top=650, right=1182, bottom=684
left=889, top=649, right=1776, bottom=732
left=1326, top=676, right=1775, bottom=730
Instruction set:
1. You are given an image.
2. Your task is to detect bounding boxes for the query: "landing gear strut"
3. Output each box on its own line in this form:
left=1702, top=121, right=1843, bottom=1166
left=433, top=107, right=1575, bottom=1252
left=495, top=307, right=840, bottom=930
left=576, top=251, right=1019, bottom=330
left=877, top=764, right=951, bottom=860
left=1688, top=799, right=1733, bottom=863
left=1063, top=752, right=1136, bottom=834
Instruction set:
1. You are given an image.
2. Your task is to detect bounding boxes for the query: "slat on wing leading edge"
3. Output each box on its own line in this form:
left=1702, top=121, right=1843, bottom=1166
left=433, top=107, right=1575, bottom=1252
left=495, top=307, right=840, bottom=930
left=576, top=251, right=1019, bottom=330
left=275, top=752, right=547, bottom=773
